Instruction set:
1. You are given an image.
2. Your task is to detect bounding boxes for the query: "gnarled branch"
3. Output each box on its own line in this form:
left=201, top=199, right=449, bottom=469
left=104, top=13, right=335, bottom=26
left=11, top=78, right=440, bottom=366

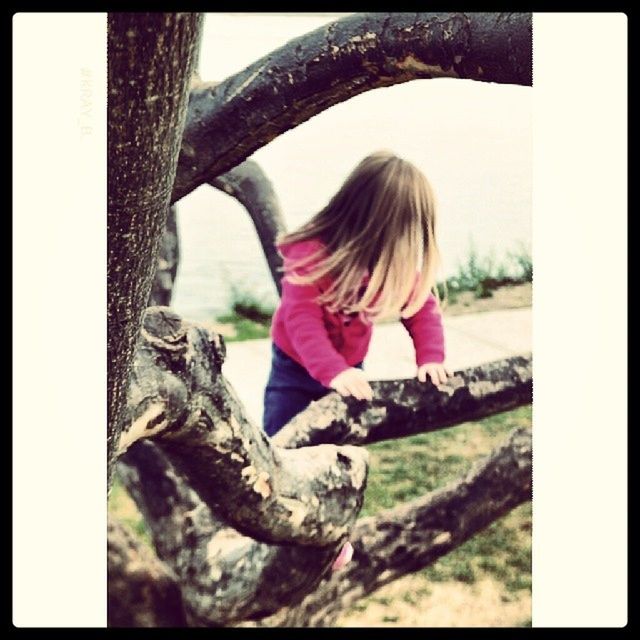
left=114, top=308, right=532, bottom=625
left=248, top=426, right=532, bottom=627
left=208, top=160, right=287, bottom=294
left=117, top=307, right=368, bottom=547
left=118, top=424, right=530, bottom=626
left=118, top=442, right=344, bottom=626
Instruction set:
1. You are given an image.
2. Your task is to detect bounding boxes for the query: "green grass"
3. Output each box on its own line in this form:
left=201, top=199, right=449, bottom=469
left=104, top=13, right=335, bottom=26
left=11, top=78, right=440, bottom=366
left=360, top=405, right=532, bottom=593
left=108, top=478, right=152, bottom=547
left=216, top=313, right=272, bottom=342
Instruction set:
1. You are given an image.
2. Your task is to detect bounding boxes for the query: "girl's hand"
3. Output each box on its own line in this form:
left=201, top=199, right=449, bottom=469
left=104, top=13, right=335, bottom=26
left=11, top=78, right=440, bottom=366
left=329, top=368, right=374, bottom=401
left=417, top=362, right=454, bottom=386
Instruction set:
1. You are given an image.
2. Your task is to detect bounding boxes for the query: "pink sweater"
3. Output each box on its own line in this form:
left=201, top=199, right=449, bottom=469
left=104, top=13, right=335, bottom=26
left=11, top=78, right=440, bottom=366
left=270, top=238, right=446, bottom=387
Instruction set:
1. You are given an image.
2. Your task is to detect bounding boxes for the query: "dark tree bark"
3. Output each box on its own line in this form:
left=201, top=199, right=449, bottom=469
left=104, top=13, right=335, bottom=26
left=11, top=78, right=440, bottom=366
left=108, top=13, right=204, bottom=487
left=117, top=424, right=530, bottom=626
left=118, top=442, right=344, bottom=626
left=171, top=12, right=532, bottom=202
left=248, top=427, right=532, bottom=627
left=273, top=354, right=532, bottom=448
left=107, top=518, right=187, bottom=627
left=208, top=160, right=287, bottom=294
left=149, top=205, right=180, bottom=307
left=117, top=307, right=368, bottom=546
left=112, top=306, right=531, bottom=625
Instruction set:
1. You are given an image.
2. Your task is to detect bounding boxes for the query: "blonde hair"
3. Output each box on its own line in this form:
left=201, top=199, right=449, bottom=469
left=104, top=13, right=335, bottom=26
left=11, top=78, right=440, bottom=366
left=277, top=150, right=441, bottom=321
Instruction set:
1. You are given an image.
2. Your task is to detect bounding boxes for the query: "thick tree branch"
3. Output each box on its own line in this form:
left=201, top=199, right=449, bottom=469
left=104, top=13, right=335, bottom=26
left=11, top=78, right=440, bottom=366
left=249, top=426, right=532, bottom=626
left=208, top=160, right=287, bottom=294
left=117, top=307, right=368, bottom=547
left=114, top=306, right=532, bottom=625
left=171, top=12, right=532, bottom=203
left=107, top=518, right=186, bottom=627
left=118, top=424, right=530, bottom=626
left=118, top=442, right=344, bottom=626
left=274, top=354, right=532, bottom=448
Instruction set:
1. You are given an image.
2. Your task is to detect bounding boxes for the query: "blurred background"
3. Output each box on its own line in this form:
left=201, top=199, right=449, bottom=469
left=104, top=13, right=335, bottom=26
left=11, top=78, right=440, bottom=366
left=171, top=12, right=532, bottom=323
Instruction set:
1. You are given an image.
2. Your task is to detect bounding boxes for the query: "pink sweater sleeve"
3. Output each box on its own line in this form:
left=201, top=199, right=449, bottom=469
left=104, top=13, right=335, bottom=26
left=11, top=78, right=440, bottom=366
left=279, top=242, right=351, bottom=387
left=400, top=292, right=446, bottom=365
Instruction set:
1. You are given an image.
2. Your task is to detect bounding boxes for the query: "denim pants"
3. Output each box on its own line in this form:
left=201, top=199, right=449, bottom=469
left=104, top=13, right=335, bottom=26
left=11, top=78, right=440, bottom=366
left=263, top=343, right=363, bottom=437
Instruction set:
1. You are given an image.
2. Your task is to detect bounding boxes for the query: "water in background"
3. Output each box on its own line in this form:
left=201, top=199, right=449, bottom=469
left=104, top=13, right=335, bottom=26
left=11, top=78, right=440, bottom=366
left=172, top=13, right=532, bottom=322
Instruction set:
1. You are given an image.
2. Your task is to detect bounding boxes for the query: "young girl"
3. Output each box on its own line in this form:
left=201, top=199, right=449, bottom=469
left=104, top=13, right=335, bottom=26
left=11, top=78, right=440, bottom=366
left=263, top=150, right=453, bottom=437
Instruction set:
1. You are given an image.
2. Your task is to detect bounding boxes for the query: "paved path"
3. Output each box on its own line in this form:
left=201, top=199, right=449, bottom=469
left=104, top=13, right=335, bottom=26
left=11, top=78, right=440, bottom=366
left=221, top=307, right=532, bottom=427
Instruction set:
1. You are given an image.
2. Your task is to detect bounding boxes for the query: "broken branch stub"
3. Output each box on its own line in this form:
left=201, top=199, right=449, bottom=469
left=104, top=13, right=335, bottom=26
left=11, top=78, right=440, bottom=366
left=118, top=307, right=369, bottom=547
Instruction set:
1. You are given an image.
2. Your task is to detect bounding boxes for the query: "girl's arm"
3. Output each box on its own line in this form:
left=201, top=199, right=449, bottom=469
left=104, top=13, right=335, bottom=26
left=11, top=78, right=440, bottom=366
left=279, top=240, right=351, bottom=387
left=281, top=277, right=352, bottom=387
left=400, top=292, right=446, bottom=366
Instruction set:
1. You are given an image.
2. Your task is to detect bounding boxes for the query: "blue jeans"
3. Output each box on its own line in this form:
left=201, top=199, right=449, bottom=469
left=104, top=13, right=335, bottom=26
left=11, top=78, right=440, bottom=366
left=263, top=343, right=363, bottom=437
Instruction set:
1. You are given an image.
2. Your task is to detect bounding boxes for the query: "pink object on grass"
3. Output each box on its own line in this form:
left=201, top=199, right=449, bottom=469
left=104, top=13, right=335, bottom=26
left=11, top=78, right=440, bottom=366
left=331, top=541, right=354, bottom=571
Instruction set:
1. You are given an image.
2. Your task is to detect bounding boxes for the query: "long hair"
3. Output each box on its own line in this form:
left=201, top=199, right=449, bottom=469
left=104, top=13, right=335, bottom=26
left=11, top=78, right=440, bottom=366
left=277, top=149, right=441, bottom=321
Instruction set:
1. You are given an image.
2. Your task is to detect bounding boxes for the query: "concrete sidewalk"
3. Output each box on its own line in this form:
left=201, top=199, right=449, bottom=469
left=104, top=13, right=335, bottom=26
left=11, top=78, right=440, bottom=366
left=221, top=306, right=532, bottom=427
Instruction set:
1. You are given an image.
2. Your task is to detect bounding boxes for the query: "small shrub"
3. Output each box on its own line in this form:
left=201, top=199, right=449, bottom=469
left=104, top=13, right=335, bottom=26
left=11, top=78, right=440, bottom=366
left=508, top=244, right=533, bottom=282
left=436, top=241, right=533, bottom=302
left=228, top=282, right=275, bottom=324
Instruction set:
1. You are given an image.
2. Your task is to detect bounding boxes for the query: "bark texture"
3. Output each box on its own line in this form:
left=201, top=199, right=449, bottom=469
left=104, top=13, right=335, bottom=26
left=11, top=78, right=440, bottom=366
left=117, top=424, right=530, bottom=627
left=171, top=12, right=532, bottom=202
left=113, top=307, right=532, bottom=626
left=248, top=426, right=532, bottom=626
left=107, top=13, right=203, bottom=486
left=149, top=205, right=180, bottom=307
left=107, top=518, right=186, bottom=627
left=117, top=307, right=368, bottom=546
left=118, top=442, right=344, bottom=626
left=273, top=354, right=532, bottom=448
left=209, top=160, right=287, bottom=294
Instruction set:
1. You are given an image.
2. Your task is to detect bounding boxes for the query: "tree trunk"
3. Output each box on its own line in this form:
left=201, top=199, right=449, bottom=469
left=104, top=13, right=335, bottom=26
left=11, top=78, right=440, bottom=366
left=149, top=205, right=180, bottom=307
left=107, top=13, right=203, bottom=488
left=171, top=12, right=532, bottom=202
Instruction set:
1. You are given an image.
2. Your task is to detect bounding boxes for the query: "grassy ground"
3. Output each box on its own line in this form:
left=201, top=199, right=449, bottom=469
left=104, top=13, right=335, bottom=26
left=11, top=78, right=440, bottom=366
left=336, top=405, right=532, bottom=627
